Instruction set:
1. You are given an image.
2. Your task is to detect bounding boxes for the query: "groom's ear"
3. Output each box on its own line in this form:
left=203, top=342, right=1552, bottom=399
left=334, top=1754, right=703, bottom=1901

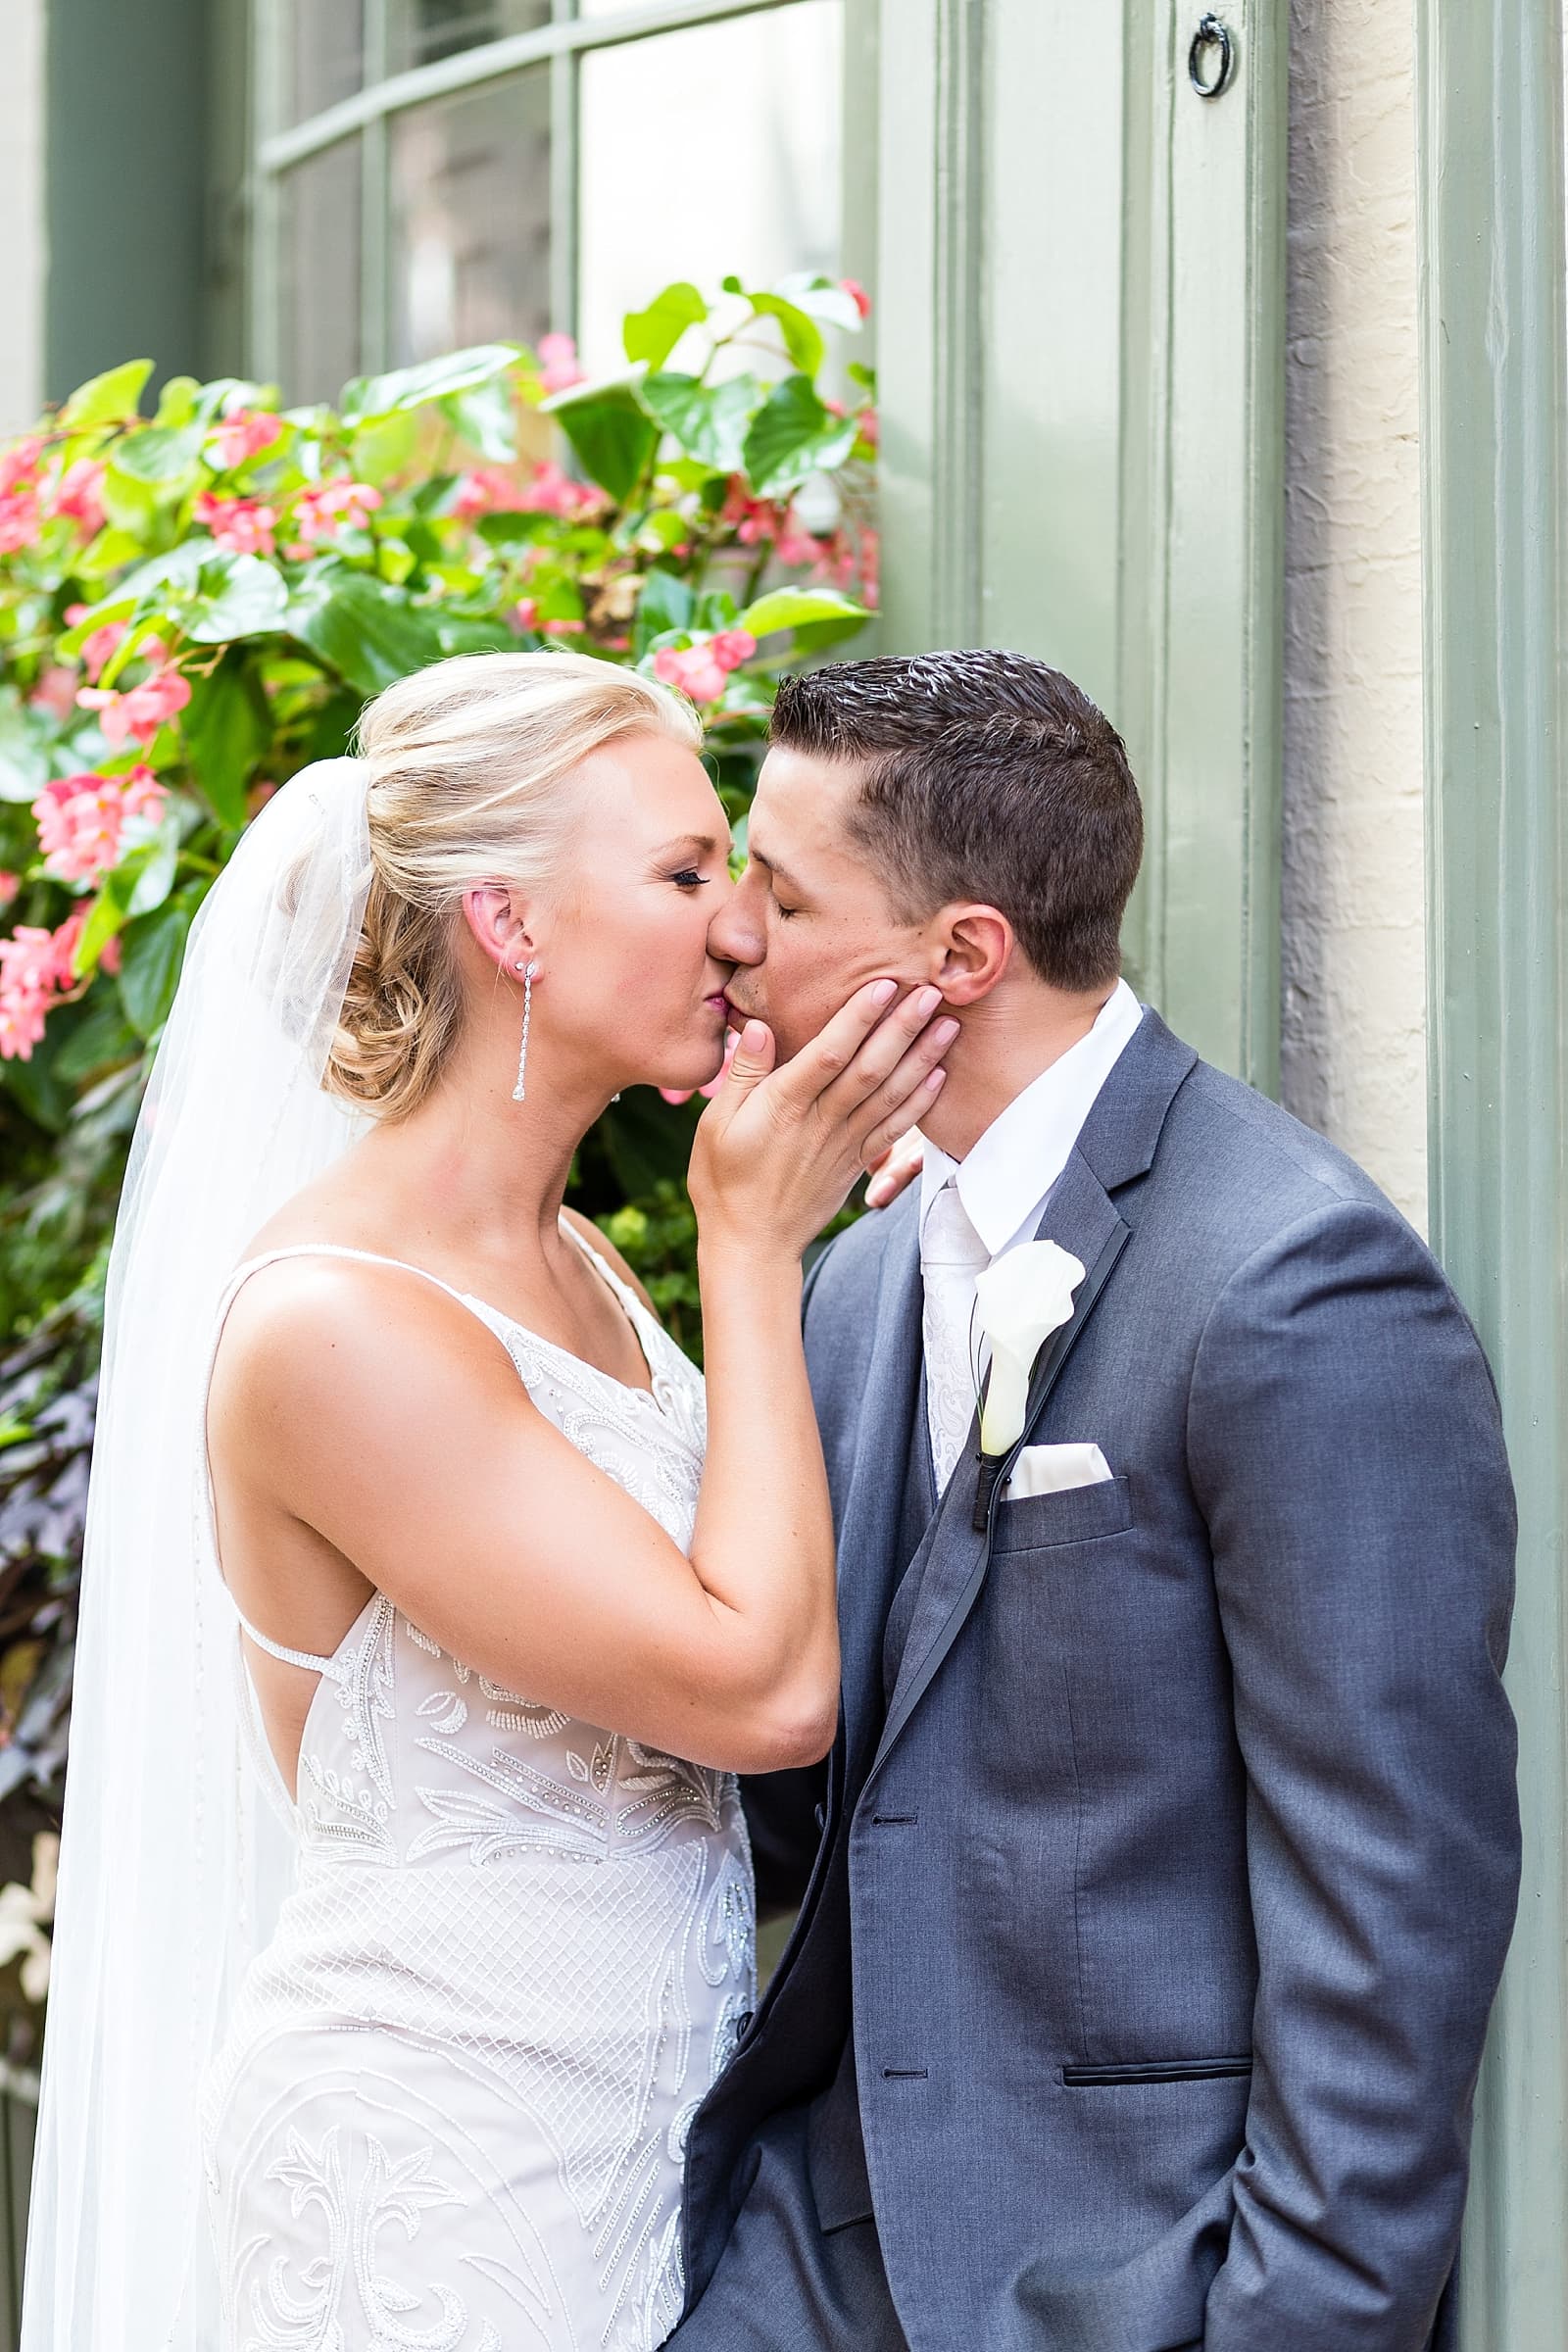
left=930, top=904, right=1015, bottom=1005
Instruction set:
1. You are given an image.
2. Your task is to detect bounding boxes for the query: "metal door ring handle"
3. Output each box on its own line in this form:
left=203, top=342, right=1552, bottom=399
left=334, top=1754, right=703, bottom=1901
left=1189, top=13, right=1236, bottom=98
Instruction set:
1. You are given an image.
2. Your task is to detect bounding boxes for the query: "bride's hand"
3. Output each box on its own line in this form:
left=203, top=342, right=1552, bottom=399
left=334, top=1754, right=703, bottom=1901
left=688, top=980, right=957, bottom=1260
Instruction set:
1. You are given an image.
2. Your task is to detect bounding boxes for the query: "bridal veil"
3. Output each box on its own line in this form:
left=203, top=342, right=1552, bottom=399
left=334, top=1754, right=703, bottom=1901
left=22, top=760, right=373, bottom=2348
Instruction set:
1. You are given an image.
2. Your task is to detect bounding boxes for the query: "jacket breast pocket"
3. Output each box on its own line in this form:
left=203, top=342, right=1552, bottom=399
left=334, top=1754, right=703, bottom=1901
left=992, top=1472, right=1134, bottom=1553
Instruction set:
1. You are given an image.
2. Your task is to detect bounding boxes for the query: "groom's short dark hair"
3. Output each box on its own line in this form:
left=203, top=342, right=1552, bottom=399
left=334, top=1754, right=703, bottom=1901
left=769, top=650, right=1144, bottom=991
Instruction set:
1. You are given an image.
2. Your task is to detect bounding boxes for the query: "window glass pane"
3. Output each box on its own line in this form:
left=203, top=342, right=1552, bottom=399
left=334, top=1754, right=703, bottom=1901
left=387, top=0, right=549, bottom=73
left=389, top=74, right=552, bottom=365
left=577, top=3, right=843, bottom=375
left=279, top=139, right=363, bottom=403
left=287, top=0, right=364, bottom=124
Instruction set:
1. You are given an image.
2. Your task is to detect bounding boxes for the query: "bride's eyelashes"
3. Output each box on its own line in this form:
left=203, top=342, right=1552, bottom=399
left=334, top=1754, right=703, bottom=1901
left=670, top=867, right=712, bottom=891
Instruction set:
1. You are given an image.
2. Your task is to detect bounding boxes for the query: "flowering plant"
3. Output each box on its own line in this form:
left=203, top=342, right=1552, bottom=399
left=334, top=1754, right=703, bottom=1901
left=0, top=272, right=877, bottom=1879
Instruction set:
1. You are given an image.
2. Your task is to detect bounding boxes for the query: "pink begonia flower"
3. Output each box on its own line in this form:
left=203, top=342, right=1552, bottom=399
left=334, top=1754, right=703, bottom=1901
left=0, top=437, right=43, bottom=496
left=537, top=332, right=586, bottom=396
left=63, top=603, right=131, bottom=684
left=523, top=461, right=602, bottom=517
left=51, top=458, right=107, bottom=533
left=0, top=872, right=18, bottom=904
left=661, top=1026, right=740, bottom=1105
left=28, top=667, right=80, bottom=721
left=120, top=763, right=169, bottom=824
left=0, top=487, right=40, bottom=554
left=76, top=664, right=191, bottom=749
left=453, top=467, right=517, bottom=518
left=32, top=775, right=125, bottom=882
left=291, top=478, right=383, bottom=543
left=654, top=645, right=731, bottom=705
left=708, top=629, right=758, bottom=672
left=542, top=617, right=585, bottom=636
left=0, top=992, right=48, bottom=1062
left=0, top=927, right=61, bottom=1003
left=194, top=491, right=277, bottom=557
left=857, top=407, right=880, bottom=454
left=776, top=519, right=826, bottom=567
left=841, top=277, right=873, bottom=320
left=513, top=597, right=540, bottom=631
left=48, top=906, right=118, bottom=981
left=210, top=409, right=282, bottom=471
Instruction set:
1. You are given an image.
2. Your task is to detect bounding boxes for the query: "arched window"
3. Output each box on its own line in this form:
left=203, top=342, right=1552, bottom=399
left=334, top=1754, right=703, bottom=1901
left=252, top=0, right=848, bottom=402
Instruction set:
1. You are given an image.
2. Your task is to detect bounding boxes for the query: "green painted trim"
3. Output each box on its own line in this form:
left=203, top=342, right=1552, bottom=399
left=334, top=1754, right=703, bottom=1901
left=43, top=0, right=210, bottom=399
left=1415, top=0, right=1568, bottom=2340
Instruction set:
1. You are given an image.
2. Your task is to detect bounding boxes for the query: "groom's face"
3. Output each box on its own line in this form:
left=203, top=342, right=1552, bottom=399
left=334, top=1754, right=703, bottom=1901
left=709, top=746, right=932, bottom=1061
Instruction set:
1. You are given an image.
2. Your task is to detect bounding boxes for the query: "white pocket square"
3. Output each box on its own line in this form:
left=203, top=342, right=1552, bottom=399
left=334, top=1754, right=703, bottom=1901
left=1002, top=1443, right=1113, bottom=1501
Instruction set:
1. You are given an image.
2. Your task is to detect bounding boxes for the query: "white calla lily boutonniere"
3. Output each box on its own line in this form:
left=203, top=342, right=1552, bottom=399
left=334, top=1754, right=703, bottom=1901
left=970, top=1240, right=1087, bottom=1530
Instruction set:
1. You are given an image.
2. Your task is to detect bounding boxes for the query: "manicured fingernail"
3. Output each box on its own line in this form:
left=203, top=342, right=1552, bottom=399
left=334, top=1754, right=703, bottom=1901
left=742, top=1020, right=767, bottom=1052
left=916, top=986, right=942, bottom=1015
left=934, top=1018, right=960, bottom=1047
left=925, top=1066, right=947, bottom=1090
left=871, top=979, right=898, bottom=1004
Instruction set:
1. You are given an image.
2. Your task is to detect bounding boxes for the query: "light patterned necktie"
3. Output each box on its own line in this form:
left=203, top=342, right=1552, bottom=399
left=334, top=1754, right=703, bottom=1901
left=920, top=1176, right=992, bottom=1491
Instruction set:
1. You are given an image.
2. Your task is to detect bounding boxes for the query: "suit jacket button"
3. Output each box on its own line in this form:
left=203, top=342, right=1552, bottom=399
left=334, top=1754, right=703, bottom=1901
left=736, top=2009, right=756, bottom=2039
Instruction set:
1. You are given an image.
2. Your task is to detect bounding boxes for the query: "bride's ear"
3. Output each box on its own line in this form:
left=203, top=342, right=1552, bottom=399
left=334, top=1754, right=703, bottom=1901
left=931, top=904, right=1013, bottom=1005
left=462, top=883, right=537, bottom=977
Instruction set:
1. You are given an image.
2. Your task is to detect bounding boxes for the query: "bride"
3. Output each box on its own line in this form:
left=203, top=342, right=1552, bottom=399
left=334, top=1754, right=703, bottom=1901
left=21, top=651, right=952, bottom=2352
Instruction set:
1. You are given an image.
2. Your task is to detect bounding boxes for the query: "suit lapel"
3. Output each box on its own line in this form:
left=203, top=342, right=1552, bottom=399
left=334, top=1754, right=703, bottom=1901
left=869, top=1150, right=1128, bottom=1778
left=831, top=1200, right=925, bottom=1788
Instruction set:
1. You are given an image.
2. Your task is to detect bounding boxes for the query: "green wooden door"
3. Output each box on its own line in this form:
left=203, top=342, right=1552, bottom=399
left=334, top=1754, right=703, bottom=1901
left=874, top=0, right=1286, bottom=1089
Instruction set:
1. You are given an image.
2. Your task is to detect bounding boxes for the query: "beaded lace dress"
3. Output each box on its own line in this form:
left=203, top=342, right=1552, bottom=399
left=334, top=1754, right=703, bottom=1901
left=199, top=1224, right=755, bottom=2352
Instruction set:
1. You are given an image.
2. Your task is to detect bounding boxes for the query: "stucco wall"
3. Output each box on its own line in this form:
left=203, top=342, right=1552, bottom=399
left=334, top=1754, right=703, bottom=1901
left=0, top=0, right=46, bottom=431
left=1281, top=0, right=1427, bottom=1229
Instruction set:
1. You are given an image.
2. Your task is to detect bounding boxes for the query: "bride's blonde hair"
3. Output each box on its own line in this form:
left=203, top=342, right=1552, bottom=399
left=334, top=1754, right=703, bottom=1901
left=323, top=650, right=703, bottom=1119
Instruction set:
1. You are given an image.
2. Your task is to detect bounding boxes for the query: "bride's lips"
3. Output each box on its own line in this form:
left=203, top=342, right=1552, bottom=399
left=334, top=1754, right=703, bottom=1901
left=703, top=991, right=730, bottom=1016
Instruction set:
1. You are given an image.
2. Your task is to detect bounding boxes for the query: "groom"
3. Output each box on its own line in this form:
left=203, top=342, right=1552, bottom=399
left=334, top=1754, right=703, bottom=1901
left=671, top=650, right=1520, bottom=2350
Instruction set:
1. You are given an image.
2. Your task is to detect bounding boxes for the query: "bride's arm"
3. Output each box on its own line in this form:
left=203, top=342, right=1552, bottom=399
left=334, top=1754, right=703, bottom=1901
left=214, top=982, right=952, bottom=1776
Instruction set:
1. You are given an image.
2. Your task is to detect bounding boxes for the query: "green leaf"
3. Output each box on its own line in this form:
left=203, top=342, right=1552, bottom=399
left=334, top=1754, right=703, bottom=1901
left=118, top=902, right=193, bottom=1038
left=124, top=809, right=182, bottom=915
left=74, top=525, right=146, bottom=579
left=182, top=650, right=269, bottom=825
left=74, top=877, right=134, bottom=973
left=747, top=292, right=825, bottom=378
left=550, top=389, right=658, bottom=504
left=154, top=375, right=201, bottom=427
left=775, top=271, right=866, bottom=335
left=741, top=375, right=859, bottom=497
left=185, top=552, right=289, bottom=645
left=442, top=378, right=517, bottom=462
left=476, top=512, right=549, bottom=549
left=101, top=464, right=165, bottom=538
left=0, top=689, right=50, bottom=804
left=60, top=360, right=153, bottom=428
left=633, top=568, right=696, bottom=660
left=350, top=410, right=420, bottom=483
left=55, top=594, right=138, bottom=660
left=286, top=565, right=448, bottom=695
left=738, top=587, right=871, bottom=639
left=340, top=344, right=519, bottom=426
left=622, top=281, right=709, bottom=369
left=640, top=372, right=760, bottom=472
left=52, top=994, right=139, bottom=1082
left=113, top=425, right=203, bottom=483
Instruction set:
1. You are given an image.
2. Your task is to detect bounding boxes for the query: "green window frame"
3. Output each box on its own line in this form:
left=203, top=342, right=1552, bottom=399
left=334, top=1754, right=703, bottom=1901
left=247, top=0, right=854, bottom=389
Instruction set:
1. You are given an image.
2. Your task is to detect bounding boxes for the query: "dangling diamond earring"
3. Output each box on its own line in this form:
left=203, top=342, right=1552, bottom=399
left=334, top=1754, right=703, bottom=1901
left=512, top=960, right=539, bottom=1102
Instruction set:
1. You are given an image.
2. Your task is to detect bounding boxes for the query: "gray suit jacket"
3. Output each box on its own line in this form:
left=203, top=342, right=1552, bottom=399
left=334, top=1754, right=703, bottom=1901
left=681, top=1010, right=1519, bottom=2350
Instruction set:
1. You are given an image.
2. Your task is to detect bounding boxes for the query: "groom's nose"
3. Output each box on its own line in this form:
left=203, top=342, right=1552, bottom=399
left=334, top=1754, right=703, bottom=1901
left=707, top=866, right=764, bottom=968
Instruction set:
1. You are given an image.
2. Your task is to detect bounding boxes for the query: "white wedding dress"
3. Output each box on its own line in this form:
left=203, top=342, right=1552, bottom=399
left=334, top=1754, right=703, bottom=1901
left=198, top=1223, right=756, bottom=2352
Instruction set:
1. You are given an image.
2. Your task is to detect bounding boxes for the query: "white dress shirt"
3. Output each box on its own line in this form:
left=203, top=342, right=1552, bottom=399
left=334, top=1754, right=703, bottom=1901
left=918, top=979, right=1145, bottom=1484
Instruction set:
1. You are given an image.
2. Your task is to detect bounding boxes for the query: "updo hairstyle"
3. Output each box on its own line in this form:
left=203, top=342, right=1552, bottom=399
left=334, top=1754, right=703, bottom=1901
left=324, top=650, right=703, bottom=1119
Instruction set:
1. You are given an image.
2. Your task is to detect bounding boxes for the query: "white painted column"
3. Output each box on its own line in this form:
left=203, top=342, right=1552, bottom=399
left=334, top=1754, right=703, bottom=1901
left=0, top=0, right=46, bottom=432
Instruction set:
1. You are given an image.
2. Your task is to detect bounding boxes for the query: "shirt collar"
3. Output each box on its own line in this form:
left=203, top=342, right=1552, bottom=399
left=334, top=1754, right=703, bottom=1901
left=919, top=979, right=1145, bottom=1258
